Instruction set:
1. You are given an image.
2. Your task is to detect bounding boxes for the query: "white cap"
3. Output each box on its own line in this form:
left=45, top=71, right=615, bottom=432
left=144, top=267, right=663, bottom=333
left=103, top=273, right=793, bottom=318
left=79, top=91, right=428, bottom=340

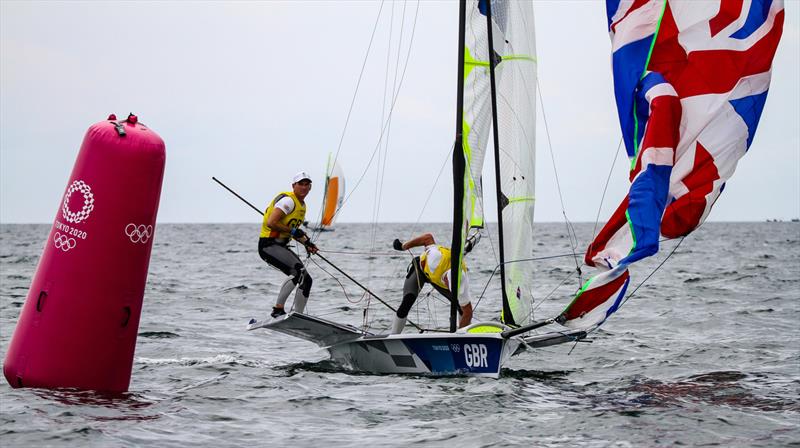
left=292, top=171, right=312, bottom=184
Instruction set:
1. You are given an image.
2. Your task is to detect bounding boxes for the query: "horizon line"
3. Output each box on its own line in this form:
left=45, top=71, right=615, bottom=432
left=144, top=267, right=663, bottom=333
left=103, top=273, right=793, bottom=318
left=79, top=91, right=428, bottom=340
left=1, top=219, right=798, bottom=225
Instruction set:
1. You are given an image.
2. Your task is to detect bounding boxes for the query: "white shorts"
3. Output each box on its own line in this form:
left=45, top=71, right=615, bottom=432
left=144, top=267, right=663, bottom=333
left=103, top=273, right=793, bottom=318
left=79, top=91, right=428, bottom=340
left=442, top=269, right=471, bottom=307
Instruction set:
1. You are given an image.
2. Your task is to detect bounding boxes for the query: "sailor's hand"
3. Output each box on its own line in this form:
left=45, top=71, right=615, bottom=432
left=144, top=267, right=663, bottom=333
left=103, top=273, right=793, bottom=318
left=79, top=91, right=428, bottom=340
left=290, top=227, right=307, bottom=240
left=304, top=241, right=319, bottom=255
left=393, top=239, right=404, bottom=251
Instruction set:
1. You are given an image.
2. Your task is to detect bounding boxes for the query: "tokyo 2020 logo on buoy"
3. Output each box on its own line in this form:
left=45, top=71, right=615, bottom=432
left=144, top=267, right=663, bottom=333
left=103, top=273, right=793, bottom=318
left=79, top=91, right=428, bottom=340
left=125, top=224, right=153, bottom=244
left=62, top=180, right=95, bottom=224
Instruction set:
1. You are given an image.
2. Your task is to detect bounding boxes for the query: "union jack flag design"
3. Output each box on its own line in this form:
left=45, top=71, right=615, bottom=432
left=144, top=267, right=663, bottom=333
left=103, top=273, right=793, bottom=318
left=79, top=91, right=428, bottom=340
left=560, top=0, right=785, bottom=329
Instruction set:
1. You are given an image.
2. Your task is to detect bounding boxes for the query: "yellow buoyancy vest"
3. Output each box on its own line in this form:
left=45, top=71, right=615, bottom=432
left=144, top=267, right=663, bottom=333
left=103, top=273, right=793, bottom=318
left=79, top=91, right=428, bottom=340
left=260, top=191, right=306, bottom=239
left=420, top=245, right=466, bottom=290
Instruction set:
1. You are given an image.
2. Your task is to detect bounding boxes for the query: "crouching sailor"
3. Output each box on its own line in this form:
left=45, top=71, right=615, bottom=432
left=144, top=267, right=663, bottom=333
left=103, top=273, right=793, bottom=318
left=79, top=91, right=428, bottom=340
left=390, top=233, right=478, bottom=334
left=259, top=171, right=319, bottom=318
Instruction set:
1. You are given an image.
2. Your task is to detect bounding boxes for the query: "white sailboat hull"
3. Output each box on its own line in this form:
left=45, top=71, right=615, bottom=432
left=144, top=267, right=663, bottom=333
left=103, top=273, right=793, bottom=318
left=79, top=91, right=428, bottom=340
left=248, top=312, right=522, bottom=378
left=248, top=312, right=587, bottom=377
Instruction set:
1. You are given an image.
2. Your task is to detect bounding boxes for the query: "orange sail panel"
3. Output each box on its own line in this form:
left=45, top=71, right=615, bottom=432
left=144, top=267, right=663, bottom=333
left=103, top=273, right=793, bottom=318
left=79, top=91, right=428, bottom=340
left=321, top=177, right=339, bottom=226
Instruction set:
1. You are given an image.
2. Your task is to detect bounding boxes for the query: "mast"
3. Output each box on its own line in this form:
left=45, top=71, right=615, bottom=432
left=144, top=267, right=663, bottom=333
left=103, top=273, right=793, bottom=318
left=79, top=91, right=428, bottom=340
left=484, top=0, right=513, bottom=325
left=450, top=0, right=468, bottom=333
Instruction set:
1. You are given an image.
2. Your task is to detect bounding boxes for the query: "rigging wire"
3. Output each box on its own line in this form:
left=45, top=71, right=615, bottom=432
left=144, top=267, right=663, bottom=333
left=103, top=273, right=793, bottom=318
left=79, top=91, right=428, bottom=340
left=472, top=252, right=588, bottom=312
left=367, top=0, right=397, bottom=267
left=324, top=0, right=385, bottom=198
left=297, top=0, right=421, bottom=330
left=319, top=249, right=403, bottom=257
left=478, top=197, right=500, bottom=275
left=308, top=257, right=364, bottom=304
left=535, top=79, right=582, bottom=279
left=310, top=0, right=387, bottom=243
left=620, top=236, right=686, bottom=307
left=531, top=268, right=578, bottom=314
left=326, top=0, right=421, bottom=225
left=385, top=139, right=455, bottom=328
left=366, top=0, right=410, bottom=329
left=410, top=143, right=454, bottom=231
left=588, top=137, right=625, bottom=255
left=371, top=139, right=454, bottom=331
left=368, top=0, right=399, bottom=262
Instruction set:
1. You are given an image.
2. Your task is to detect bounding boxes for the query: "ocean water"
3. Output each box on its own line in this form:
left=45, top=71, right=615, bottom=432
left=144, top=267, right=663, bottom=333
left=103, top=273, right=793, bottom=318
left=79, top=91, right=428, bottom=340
left=1, top=222, right=798, bottom=447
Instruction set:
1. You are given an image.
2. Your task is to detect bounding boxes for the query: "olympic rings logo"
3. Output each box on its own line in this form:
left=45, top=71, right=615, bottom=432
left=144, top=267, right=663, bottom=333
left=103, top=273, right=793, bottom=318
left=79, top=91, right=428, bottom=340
left=125, top=223, right=153, bottom=244
left=53, top=232, right=77, bottom=251
left=62, top=180, right=95, bottom=224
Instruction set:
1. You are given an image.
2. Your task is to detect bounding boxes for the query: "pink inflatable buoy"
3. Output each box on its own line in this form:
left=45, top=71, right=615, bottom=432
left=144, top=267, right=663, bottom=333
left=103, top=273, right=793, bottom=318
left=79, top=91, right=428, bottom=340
left=3, top=113, right=166, bottom=393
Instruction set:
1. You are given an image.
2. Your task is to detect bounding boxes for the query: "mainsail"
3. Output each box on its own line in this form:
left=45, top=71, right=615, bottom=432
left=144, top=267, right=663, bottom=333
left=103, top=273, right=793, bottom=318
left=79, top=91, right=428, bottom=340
left=451, top=0, right=537, bottom=327
left=560, top=0, right=785, bottom=329
left=320, top=153, right=345, bottom=228
left=488, top=0, right=537, bottom=327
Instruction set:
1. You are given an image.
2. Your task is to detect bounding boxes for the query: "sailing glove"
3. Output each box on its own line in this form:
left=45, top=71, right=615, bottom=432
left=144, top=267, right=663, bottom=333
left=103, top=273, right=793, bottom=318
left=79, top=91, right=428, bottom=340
left=304, top=241, right=318, bottom=255
left=290, top=227, right=306, bottom=240
left=393, top=239, right=404, bottom=251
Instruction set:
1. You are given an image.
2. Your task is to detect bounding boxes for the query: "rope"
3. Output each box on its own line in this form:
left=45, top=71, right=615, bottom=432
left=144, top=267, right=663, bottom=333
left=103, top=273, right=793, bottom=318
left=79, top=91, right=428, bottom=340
left=321, top=249, right=403, bottom=256
left=366, top=1, right=423, bottom=331
left=308, top=257, right=363, bottom=304
left=327, top=0, right=421, bottom=223
left=411, top=143, right=454, bottom=232
left=620, top=236, right=686, bottom=307
left=536, top=79, right=582, bottom=276
left=530, top=268, right=579, bottom=314
left=472, top=252, right=590, bottom=312
left=310, top=1, right=386, bottom=244
left=588, top=137, right=625, bottom=258
left=365, top=0, right=407, bottom=329
left=372, top=0, right=408, bottom=229
left=378, top=140, right=451, bottom=329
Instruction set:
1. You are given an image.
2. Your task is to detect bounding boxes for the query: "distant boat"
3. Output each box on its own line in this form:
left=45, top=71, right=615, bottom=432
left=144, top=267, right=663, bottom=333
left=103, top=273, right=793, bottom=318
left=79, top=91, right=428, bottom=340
left=308, top=153, right=345, bottom=232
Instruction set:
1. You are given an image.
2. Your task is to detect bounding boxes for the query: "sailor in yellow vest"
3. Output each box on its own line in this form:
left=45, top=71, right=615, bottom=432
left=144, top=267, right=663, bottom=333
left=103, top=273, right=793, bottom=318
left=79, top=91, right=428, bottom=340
left=258, top=171, right=319, bottom=318
left=389, top=233, right=476, bottom=334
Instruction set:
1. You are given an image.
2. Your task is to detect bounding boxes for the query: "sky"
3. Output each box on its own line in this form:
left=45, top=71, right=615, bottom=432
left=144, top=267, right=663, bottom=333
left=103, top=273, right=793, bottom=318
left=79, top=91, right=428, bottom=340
left=1, top=1, right=798, bottom=224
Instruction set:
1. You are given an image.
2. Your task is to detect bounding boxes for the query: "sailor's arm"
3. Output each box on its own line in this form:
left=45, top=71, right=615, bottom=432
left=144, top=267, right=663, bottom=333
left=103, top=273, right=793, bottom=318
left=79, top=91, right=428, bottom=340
left=399, top=233, right=435, bottom=251
left=265, top=208, right=291, bottom=233
left=265, top=208, right=315, bottom=250
left=443, top=270, right=472, bottom=328
left=458, top=303, right=473, bottom=329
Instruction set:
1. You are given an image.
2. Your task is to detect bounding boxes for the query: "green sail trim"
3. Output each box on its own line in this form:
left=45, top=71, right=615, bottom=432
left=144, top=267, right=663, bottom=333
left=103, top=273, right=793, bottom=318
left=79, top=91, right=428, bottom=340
left=561, top=275, right=595, bottom=313
left=461, top=119, right=484, bottom=228
left=461, top=45, right=486, bottom=229
left=464, top=46, right=483, bottom=79
left=624, top=209, right=637, bottom=258
left=454, top=46, right=477, bottom=293
left=453, top=147, right=470, bottom=299
left=502, top=54, right=537, bottom=63
left=464, top=46, right=536, bottom=75
left=507, top=196, right=535, bottom=204
left=630, top=0, right=669, bottom=169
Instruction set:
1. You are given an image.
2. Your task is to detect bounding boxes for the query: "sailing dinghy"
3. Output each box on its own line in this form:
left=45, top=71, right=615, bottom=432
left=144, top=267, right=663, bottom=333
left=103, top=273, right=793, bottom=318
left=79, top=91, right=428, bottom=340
left=307, top=153, right=345, bottom=232
left=249, top=0, right=586, bottom=378
left=248, top=0, right=784, bottom=377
